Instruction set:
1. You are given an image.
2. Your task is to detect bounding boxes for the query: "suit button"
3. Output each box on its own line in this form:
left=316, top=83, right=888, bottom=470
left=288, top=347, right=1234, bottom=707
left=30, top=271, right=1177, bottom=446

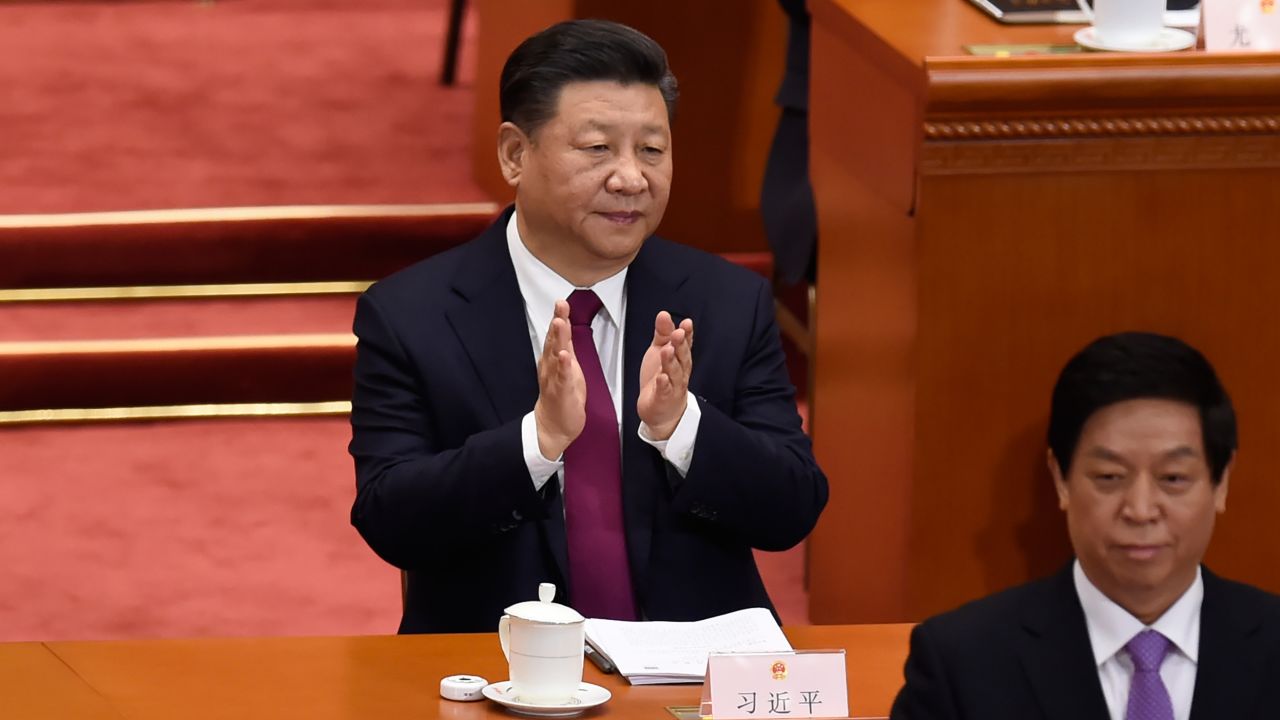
left=512, top=510, right=523, bottom=521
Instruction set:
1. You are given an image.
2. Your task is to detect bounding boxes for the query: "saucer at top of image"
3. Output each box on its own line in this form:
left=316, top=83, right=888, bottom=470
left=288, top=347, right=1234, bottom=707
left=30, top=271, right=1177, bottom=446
left=481, top=681, right=612, bottom=718
left=1074, top=26, right=1196, bottom=53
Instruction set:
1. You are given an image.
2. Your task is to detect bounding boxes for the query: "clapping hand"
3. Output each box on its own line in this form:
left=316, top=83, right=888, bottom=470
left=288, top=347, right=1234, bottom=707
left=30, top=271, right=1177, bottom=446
left=533, top=300, right=586, bottom=459
left=637, top=311, right=693, bottom=440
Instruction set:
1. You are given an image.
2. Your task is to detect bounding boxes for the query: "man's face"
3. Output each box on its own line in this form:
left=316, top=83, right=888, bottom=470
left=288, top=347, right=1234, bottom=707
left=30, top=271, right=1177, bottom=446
left=506, top=80, right=672, bottom=283
left=1051, top=398, right=1229, bottom=618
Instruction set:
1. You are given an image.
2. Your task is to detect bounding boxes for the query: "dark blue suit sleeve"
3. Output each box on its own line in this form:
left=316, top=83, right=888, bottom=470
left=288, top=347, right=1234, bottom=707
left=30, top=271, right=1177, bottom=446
left=672, top=279, right=828, bottom=552
left=348, top=292, right=545, bottom=570
left=892, top=622, right=960, bottom=720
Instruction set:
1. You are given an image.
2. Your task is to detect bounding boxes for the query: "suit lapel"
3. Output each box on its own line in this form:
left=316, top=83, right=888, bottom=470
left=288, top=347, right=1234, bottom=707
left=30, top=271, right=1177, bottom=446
left=443, top=211, right=539, bottom=424
left=620, top=239, right=693, bottom=588
left=443, top=212, right=570, bottom=584
left=1017, top=565, right=1112, bottom=720
left=1190, top=568, right=1267, bottom=719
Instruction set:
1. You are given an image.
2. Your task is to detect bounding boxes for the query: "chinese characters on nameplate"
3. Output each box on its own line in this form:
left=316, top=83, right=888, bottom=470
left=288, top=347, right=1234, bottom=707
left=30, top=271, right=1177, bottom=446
left=1203, top=0, right=1280, bottom=49
left=702, top=650, right=848, bottom=719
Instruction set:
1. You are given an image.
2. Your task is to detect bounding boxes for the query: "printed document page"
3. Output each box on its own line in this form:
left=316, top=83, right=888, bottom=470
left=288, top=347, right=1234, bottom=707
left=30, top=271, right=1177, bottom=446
left=584, top=608, right=792, bottom=685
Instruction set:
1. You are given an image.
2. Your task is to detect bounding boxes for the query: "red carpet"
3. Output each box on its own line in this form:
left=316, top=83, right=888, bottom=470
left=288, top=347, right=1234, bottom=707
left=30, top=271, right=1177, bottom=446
left=0, top=417, right=401, bottom=641
left=0, top=0, right=490, bottom=213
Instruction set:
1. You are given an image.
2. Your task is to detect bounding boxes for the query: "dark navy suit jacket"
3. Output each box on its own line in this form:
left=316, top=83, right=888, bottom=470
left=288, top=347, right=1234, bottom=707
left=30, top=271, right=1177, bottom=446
left=349, top=208, right=828, bottom=633
left=891, top=564, right=1280, bottom=719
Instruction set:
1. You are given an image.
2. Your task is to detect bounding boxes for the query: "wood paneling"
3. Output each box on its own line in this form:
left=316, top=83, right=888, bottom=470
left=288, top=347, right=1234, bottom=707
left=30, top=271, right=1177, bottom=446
left=0, top=643, right=118, bottom=719
left=808, top=0, right=1280, bottom=624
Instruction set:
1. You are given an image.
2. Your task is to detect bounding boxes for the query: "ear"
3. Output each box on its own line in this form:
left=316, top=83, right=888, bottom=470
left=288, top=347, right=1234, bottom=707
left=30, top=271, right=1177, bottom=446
left=1214, top=452, right=1233, bottom=513
left=497, top=122, right=530, bottom=188
left=1048, top=449, right=1069, bottom=511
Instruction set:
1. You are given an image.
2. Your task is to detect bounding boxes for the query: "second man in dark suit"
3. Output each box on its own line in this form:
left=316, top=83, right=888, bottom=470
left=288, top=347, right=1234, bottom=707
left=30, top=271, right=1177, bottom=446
left=892, top=332, right=1280, bottom=719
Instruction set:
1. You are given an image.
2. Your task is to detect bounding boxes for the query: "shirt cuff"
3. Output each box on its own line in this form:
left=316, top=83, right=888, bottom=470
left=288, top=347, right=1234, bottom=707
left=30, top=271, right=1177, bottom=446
left=522, top=411, right=564, bottom=492
left=638, top=391, right=701, bottom=477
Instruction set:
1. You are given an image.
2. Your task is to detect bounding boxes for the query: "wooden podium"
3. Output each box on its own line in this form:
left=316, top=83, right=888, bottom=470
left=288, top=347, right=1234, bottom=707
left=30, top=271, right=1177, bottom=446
left=806, top=0, right=1280, bottom=624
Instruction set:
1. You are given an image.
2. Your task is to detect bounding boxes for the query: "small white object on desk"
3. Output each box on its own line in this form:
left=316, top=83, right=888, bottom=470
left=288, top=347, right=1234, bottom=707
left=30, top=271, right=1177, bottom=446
left=440, top=674, right=489, bottom=702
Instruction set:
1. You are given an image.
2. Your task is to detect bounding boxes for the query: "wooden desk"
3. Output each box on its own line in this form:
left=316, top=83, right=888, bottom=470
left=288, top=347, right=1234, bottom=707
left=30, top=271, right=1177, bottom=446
left=0, top=643, right=119, bottom=719
left=807, top=0, right=1280, bottom=624
left=25, top=625, right=911, bottom=719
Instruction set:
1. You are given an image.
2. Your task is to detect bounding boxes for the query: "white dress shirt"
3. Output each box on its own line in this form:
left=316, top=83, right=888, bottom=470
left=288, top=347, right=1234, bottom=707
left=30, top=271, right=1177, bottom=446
left=506, top=212, right=701, bottom=492
left=1073, top=560, right=1202, bottom=720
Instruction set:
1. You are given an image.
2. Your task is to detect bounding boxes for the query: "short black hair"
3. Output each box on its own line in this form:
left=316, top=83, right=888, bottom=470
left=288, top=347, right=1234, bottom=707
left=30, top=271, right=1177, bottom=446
left=499, top=19, right=679, bottom=136
left=1048, top=332, right=1237, bottom=483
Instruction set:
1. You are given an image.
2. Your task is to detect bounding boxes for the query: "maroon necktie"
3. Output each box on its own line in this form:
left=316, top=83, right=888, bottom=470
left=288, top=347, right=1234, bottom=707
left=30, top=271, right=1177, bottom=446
left=562, top=289, right=637, bottom=620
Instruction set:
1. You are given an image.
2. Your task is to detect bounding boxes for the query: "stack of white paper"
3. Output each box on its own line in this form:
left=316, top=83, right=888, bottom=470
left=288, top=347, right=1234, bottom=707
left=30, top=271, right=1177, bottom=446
left=583, top=607, right=792, bottom=685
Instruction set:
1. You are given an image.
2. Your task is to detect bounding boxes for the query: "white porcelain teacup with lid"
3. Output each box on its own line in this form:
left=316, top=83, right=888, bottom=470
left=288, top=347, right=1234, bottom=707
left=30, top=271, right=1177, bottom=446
left=498, top=582, right=585, bottom=705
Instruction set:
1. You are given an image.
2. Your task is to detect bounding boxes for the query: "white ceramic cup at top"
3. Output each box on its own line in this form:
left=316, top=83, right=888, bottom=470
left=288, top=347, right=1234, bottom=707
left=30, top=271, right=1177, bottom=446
left=1076, top=0, right=1166, bottom=48
left=498, top=583, right=585, bottom=705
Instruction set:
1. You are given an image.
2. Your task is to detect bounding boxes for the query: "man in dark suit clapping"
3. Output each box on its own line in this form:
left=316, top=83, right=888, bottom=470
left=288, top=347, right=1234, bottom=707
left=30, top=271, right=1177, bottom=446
left=348, top=19, right=827, bottom=634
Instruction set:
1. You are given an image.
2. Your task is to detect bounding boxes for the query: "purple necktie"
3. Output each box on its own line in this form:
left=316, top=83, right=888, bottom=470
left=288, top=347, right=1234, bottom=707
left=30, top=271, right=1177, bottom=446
left=1125, top=630, right=1175, bottom=720
left=562, top=289, right=637, bottom=620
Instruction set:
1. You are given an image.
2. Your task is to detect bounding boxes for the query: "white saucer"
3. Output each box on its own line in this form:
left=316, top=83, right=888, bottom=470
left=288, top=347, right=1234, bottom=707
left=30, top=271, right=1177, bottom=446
left=481, top=681, right=611, bottom=717
left=1074, top=26, right=1196, bottom=53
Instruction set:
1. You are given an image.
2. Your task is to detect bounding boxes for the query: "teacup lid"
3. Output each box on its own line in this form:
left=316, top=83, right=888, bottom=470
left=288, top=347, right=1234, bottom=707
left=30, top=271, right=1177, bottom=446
left=503, top=583, right=584, bottom=624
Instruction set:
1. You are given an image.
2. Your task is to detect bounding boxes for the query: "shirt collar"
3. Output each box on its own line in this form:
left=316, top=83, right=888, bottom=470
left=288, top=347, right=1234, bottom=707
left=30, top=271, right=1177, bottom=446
left=506, top=211, right=627, bottom=332
left=1073, top=559, right=1203, bottom=667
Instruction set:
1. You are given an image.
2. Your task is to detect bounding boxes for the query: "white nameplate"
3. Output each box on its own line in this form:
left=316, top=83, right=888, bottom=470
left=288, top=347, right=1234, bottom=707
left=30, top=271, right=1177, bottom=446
left=1204, top=0, right=1280, bottom=49
left=702, top=650, right=848, bottom=719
